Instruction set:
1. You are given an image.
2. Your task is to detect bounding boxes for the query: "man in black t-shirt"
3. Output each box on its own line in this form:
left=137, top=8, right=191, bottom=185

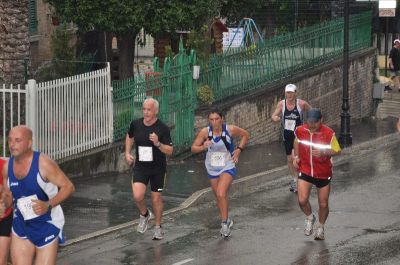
left=388, top=39, right=400, bottom=91
left=125, top=98, right=173, bottom=240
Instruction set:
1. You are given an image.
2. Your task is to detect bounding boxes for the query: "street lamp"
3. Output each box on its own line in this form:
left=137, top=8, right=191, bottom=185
left=339, top=0, right=352, bottom=147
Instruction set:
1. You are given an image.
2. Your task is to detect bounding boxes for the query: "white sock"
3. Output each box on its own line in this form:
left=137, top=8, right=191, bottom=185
left=306, top=214, right=314, bottom=220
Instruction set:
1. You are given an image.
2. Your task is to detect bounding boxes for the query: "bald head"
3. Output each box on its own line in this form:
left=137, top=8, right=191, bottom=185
left=8, top=125, right=33, bottom=158
left=10, top=125, right=33, bottom=140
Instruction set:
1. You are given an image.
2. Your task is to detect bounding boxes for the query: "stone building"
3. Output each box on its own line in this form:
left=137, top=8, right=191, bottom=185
left=0, top=0, right=60, bottom=84
left=0, top=0, right=30, bottom=84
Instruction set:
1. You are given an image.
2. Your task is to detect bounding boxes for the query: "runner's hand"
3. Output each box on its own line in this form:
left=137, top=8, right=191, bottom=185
left=149, top=132, right=159, bottom=145
left=232, top=149, right=241, bottom=163
left=312, top=149, right=324, bottom=157
left=293, top=157, right=299, bottom=169
left=0, top=199, right=5, bottom=217
left=32, top=199, right=50, bottom=215
left=125, top=153, right=134, bottom=166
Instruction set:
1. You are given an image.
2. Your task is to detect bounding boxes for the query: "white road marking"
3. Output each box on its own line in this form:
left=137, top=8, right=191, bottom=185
left=172, top=258, right=195, bottom=265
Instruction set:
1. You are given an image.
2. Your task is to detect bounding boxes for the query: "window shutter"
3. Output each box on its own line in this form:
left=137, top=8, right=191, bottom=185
left=29, top=0, right=38, bottom=35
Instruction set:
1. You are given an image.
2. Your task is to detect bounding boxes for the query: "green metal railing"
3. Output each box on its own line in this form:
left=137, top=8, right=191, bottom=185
left=198, top=11, right=372, bottom=102
left=113, top=39, right=196, bottom=153
left=112, top=11, right=372, bottom=153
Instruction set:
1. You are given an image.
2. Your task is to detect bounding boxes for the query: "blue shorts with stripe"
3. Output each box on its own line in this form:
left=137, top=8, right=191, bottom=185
left=12, top=215, right=65, bottom=248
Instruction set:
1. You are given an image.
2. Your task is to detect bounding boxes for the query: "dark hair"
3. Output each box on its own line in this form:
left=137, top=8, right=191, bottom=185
left=207, top=109, right=224, bottom=119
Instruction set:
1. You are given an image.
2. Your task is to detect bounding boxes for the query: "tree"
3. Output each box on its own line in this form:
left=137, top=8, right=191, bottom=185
left=45, top=0, right=148, bottom=79
left=45, top=0, right=221, bottom=79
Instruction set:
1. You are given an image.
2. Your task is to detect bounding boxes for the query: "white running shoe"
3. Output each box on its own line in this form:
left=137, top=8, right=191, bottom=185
left=304, top=214, right=315, bottom=236
left=220, top=219, right=234, bottom=237
left=152, top=226, right=164, bottom=240
left=137, top=210, right=154, bottom=234
left=314, top=226, right=325, bottom=240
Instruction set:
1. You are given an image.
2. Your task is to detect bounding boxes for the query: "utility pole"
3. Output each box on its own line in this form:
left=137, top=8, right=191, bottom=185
left=339, top=0, right=352, bottom=147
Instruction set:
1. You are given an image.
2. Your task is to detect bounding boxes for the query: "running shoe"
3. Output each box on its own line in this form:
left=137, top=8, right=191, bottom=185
left=220, top=219, right=234, bottom=237
left=137, top=209, right=154, bottom=234
left=314, top=226, right=325, bottom=240
left=289, top=179, right=297, bottom=193
left=152, top=226, right=164, bottom=240
left=304, top=214, right=315, bottom=236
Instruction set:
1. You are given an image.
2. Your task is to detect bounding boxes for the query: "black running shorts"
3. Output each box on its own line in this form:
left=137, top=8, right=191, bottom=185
left=132, top=168, right=166, bottom=192
left=0, top=213, right=12, bottom=237
left=298, top=173, right=331, bottom=188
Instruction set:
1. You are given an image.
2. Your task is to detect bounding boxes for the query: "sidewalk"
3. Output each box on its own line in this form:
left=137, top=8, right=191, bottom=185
left=61, top=117, right=399, bottom=243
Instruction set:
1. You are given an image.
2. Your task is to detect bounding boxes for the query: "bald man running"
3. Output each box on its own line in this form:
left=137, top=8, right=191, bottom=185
left=0, top=125, right=75, bottom=265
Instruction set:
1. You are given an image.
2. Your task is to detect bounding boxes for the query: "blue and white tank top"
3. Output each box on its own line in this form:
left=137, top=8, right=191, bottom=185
left=8, top=151, right=65, bottom=229
left=205, top=124, right=235, bottom=176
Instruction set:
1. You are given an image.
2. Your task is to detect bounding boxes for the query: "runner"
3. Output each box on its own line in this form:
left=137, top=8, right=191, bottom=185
left=191, top=109, right=249, bottom=237
left=293, top=108, right=341, bottom=240
left=0, top=158, right=12, bottom=265
left=125, top=98, right=173, bottom=240
left=0, top=125, right=75, bottom=265
left=271, top=84, right=312, bottom=192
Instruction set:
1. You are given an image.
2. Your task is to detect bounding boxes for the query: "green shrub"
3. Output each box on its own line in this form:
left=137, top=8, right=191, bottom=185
left=197, top=84, right=214, bottom=106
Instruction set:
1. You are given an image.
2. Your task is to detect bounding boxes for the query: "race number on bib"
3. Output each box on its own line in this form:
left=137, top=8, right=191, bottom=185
left=210, top=152, right=226, bottom=167
left=138, top=146, right=153, bottom=162
left=17, top=195, right=39, bottom=221
left=284, top=119, right=296, bottom=131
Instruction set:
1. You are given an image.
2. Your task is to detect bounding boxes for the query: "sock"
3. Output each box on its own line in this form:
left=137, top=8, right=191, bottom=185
left=306, top=214, right=314, bottom=220
left=155, top=225, right=162, bottom=229
left=141, top=210, right=149, bottom=217
left=318, top=223, right=324, bottom=228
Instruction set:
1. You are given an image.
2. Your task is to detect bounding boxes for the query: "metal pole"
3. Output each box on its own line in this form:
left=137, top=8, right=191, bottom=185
left=384, top=17, right=389, bottom=77
left=339, top=0, right=352, bottom=147
left=24, top=58, right=29, bottom=84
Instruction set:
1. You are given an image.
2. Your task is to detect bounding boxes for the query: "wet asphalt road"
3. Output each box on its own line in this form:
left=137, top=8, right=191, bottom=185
left=58, top=135, right=400, bottom=265
left=62, top=118, right=397, bottom=240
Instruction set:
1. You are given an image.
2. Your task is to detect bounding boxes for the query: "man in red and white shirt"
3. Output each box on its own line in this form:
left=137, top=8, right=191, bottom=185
left=293, top=108, right=341, bottom=240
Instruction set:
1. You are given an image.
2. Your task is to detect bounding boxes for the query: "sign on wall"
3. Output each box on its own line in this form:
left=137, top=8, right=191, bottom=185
left=223, top=28, right=244, bottom=49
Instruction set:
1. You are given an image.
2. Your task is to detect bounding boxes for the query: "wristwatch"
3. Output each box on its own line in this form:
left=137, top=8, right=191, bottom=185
left=155, top=141, right=161, bottom=148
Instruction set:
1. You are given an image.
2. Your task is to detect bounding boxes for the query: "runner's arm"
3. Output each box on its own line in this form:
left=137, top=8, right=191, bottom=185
left=229, top=125, right=250, bottom=163
left=301, top=100, right=312, bottom=111
left=0, top=161, right=12, bottom=211
left=125, top=134, right=135, bottom=166
left=271, top=101, right=283, bottom=122
left=191, top=128, right=209, bottom=154
left=32, top=155, right=75, bottom=215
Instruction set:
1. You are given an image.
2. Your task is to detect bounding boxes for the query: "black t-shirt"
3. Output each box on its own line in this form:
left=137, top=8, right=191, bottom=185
left=389, top=47, right=400, bottom=71
left=128, top=118, right=172, bottom=171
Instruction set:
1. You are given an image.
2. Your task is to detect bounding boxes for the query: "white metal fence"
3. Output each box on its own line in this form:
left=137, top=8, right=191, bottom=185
left=0, top=84, right=27, bottom=157
left=1, top=64, right=113, bottom=160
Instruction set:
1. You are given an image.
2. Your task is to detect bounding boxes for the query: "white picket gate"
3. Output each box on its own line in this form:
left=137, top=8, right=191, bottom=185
left=1, top=63, right=113, bottom=160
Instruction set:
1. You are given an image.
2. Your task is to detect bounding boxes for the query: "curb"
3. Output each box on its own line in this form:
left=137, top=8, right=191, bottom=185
left=62, top=132, right=400, bottom=247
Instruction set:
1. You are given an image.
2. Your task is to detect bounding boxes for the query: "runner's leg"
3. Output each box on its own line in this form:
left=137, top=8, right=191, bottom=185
left=11, top=234, right=35, bottom=265
left=34, top=239, right=58, bottom=265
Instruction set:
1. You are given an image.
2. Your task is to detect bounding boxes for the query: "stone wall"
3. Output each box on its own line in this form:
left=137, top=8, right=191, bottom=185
left=0, top=0, right=30, bottom=84
left=195, top=48, right=376, bottom=145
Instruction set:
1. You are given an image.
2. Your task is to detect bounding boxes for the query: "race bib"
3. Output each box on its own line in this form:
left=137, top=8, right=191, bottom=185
left=138, top=146, right=153, bottom=162
left=210, top=152, right=226, bottom=167
left=284, top=119, right=296, bottom=131
left=17, top=195, right=39, bottom=221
